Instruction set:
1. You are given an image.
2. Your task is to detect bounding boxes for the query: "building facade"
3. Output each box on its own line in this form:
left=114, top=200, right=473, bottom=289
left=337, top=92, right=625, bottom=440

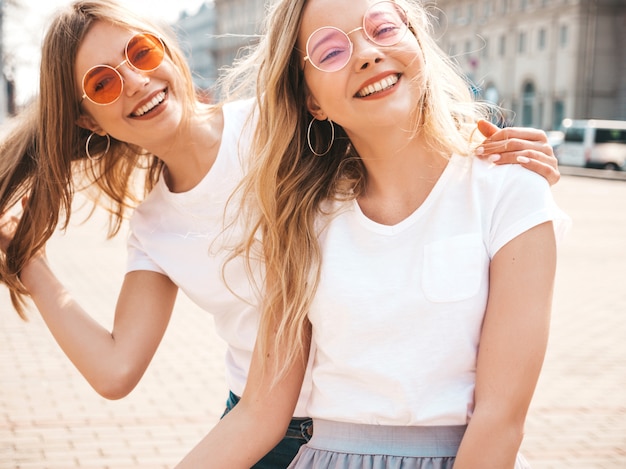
left=173, top=2, right=217, bottom=100
left=175, top=0, right=626, bottom=128
left=213, top=0, right=266, bottom=74
left=174, top=0, right=266, bottom=100
left=434, top=0, right=626, bottom=129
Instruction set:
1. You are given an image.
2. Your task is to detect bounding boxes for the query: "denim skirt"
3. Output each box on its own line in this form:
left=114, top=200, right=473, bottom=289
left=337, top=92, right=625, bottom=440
left=287, top=419, right=531, bottom=468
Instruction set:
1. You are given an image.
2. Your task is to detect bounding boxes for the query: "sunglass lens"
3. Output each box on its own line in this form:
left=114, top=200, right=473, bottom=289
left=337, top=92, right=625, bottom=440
left=126, top=33, right=165, bottom=71
left=83, top=66, right=123, bottom=105
left=307, top=27, right=352, bottom=72
left=364, top=1, right=408, bottom=46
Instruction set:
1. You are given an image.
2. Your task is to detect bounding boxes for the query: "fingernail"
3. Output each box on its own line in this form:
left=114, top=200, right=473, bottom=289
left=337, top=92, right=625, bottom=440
left=488, top=154, right=501, bottom=163
left=475, top=146, right=485, bottom=155
left=517, top=156, right=530, bottom=163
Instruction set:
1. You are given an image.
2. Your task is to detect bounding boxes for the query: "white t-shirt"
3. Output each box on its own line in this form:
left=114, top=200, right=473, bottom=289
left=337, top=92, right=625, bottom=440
left=307, top=154, right=568, bottom=426
left=126, top=98, right=312, bottom=417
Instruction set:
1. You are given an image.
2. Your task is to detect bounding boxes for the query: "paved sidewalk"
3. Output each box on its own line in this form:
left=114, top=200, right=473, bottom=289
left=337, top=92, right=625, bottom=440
left=1, top=174, right=625, bottom=468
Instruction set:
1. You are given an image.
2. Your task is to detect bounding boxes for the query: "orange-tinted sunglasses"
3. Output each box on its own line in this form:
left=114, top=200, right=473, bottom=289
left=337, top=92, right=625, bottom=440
left=80, top=32, right=165, bottom=105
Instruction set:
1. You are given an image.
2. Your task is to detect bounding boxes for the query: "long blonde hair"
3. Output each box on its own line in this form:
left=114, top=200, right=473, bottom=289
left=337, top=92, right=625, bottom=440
left=0, top=0, right=197, bottom=318
left=225, top=0, right=490, bottom=378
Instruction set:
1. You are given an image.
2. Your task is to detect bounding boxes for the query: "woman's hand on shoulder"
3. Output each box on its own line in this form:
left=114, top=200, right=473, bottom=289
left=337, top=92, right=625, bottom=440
left=475, top=120, right=561, bottom=186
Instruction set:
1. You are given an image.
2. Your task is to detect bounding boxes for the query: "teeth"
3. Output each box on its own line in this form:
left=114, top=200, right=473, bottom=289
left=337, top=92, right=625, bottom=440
left=357, top=75, right=399, bottom=97
left=133, top=91, right=166, bottom=116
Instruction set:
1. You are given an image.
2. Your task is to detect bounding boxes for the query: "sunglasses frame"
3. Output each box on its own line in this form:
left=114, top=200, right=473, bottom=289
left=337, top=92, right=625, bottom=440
left=80, top=32, right=165, bottom=106
left=303, top=0, right=409, bottom=73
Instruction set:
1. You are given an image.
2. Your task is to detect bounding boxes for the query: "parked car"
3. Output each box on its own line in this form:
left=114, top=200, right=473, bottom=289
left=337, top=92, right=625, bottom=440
left=556, top=119, right=626, bottom=170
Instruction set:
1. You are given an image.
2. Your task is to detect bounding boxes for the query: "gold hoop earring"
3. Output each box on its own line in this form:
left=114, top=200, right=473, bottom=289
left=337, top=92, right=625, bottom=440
left=85, top=132, right=110, bottom=162
left=307, top=118, right=335, bottom=157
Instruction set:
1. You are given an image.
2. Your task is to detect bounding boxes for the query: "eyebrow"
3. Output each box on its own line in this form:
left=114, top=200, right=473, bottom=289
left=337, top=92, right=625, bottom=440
left=308, top=28, right=345, bottom=58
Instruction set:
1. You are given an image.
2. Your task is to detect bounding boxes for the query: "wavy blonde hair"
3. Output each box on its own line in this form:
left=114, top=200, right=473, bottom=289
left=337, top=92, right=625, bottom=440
left=222, top=0, right=493, bottom=379
left=0, top=0, right=197, bottom=318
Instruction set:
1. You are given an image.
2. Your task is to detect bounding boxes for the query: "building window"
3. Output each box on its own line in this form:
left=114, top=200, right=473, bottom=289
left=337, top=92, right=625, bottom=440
left=484, top=0, right=494, bottom=17
left=522, top=82, right=535, bottom=126
left=553, top=100, right=564, bottom=129
left=485, top=84, right=499, bottom=105
left=502, top=0, right=510, bottom=15
left=482, top=37, right=490, bottom=58
left=468, top=3, right=475, bottom=22
left=518, top=31, right=527, bottom=54
left=559, top=24, right=568, bottom=48
left=499, top=35, right=506, bottom=56
left=520, top=0, right=528, bottom=11
left=453, top=6, right=462, bottom=23
left=465, top=39, right=473, bottom=54
left=538, top=28, right=546, bottom=50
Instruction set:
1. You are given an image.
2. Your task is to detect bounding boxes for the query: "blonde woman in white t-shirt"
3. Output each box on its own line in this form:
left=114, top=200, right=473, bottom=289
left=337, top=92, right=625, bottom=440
left=178, top=0, right=568, bottom=468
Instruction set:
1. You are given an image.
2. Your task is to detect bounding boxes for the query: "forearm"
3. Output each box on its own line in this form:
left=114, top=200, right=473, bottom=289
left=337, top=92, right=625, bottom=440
left=178, top=329, right=308, bottom=467
left=20, top=255, right=127, bottom=394
left=176, top=401, right=289, bottom=468
left=19, top=256, right=177, bottom=399
left=453, top=407, right=525, bottom=468
left=453, top=222, right=557, bottom=468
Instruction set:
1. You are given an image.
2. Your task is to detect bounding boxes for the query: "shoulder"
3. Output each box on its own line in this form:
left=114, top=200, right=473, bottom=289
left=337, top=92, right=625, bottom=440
left=459, top=155, right=550, bottom=198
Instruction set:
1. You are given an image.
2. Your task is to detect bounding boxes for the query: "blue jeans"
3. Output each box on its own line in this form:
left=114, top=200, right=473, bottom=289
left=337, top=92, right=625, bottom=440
left=222, top=391, right=313, bottom=468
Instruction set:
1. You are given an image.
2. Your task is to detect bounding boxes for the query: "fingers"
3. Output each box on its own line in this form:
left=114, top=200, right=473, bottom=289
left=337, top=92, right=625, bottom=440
left=481, top=125, right=549, bottom=144
left=514, top=151, right=561, bottom=186
left=474, top=124, right=561, bottom=186
left=478, top=137, right=554, bottom=163
left=477, top=119, right=500, bottom=139
left=475, top=125, right=553, bottom=164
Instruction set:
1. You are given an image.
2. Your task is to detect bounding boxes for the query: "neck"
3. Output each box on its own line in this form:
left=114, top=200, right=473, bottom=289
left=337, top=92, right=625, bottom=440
left=347, top=127, right=449, bottom=225
left=155, top=104, right=223, bottom=193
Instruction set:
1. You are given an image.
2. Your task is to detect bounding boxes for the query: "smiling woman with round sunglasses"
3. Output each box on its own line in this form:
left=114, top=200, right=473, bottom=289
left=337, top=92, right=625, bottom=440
left=175, top=0, right=569, bottom=468
left=0, top=1, right=311, bottom=468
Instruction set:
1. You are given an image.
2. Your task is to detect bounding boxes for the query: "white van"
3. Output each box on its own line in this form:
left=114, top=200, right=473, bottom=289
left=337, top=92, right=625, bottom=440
left=556, top=119, right=626, bottom=170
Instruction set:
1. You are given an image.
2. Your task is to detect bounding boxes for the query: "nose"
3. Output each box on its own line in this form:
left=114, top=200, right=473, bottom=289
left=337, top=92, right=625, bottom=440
left=351, top=33, right=384, bottom=71
left=118, top=61, right=150, bottom=96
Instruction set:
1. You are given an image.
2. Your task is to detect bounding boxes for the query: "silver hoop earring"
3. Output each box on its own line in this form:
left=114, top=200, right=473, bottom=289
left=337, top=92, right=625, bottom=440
left=85, top=132, right=111, bottom=162
left=307, top=118, right=335, bottom=157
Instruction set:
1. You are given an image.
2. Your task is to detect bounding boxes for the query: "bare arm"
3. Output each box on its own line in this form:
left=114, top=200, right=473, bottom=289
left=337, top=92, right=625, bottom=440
left=476, top=120, right=561, bottom=186
left=454, top=221, right=556, bottom=468
left=176, top=329, right=309, bottom=468
left=1, top=210, right=178, bottom=399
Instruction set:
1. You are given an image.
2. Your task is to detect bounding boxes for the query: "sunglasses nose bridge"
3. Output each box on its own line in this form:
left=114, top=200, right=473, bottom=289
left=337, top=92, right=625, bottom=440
left=113, top=57, right=129, bottom=72
left=345, top=25, right=365, bottom=41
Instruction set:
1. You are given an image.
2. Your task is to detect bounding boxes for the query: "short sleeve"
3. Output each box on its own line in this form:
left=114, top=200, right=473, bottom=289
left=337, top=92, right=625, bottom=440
left=488, top=165, right=571, bottom=258
left=126, top=228, right=166, bottom=275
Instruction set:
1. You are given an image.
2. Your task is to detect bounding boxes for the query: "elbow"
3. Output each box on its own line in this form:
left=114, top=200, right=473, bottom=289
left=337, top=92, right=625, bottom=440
left=91, top=367, right=142, bottom=400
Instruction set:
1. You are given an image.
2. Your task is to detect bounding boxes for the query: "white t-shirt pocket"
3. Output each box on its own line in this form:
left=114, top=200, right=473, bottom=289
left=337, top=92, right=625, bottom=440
left=422, top=233, right=486, bottom=303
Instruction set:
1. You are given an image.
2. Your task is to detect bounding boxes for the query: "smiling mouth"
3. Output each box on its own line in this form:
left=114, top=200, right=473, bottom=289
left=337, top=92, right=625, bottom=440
left=132, top=89, right=167, bottom=117
left=356, top=74, right=400, bottom=98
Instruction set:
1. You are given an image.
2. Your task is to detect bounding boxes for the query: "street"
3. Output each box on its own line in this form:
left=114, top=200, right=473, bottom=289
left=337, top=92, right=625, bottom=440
left=1, top=173, right=625, bottom=468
